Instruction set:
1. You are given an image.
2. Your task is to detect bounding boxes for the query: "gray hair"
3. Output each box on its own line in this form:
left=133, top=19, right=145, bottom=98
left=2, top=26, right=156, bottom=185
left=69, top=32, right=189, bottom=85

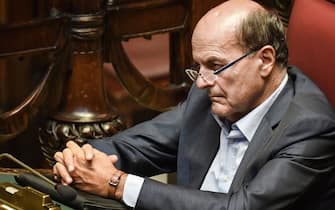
left=236, top=9, right=288, bottom=68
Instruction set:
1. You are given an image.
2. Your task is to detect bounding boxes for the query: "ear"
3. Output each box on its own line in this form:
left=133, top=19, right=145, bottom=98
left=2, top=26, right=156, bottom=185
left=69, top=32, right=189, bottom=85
left=256, top=45, right=276, bottom=77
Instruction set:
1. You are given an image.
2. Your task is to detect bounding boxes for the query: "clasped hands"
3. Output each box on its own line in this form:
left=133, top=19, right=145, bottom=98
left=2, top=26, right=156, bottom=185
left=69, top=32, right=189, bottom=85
left=53, top=141, right=127, bottom=200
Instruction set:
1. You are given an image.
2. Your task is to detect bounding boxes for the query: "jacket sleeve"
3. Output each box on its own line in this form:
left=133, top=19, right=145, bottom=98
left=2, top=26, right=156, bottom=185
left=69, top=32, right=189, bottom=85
left=88, top=97, right=187, bottom=177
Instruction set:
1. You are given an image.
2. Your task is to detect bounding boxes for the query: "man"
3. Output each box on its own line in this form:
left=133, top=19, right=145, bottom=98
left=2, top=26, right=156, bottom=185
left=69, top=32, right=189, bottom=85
left=53, top=0, right=335, bottom=209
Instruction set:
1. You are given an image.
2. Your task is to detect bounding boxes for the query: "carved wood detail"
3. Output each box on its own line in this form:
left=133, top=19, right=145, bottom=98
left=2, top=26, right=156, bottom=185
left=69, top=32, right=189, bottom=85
left=38, top=0, right=128, bottom=166
left=105, top=0, right=192, bottom=111
left=0, top=17, right=69, bottom=143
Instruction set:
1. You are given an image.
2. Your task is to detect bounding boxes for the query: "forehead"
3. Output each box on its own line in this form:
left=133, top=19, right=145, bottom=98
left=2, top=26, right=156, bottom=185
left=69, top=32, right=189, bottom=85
left=192, top=13, right=238, bottom=44
left=191, top=31, right=239, bottom=63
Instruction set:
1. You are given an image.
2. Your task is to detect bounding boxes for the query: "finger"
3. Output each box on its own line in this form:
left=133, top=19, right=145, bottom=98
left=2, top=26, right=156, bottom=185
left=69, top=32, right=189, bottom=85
left=92, top=148, right=107, bottom=157
left=52, top=164, right=59, bottom=181
left=54, top=162, right=73, bottom=185
left=65, top=140, right=86, bottom=171
left=66, top=140, right=85, bottom=159
left=108, top=155, right=118, bottom=164
left=82, top=144, right=94, bottom=161
left=63, top=148, right=75, bottom=172
left=54, top=151, right=64, bottom=164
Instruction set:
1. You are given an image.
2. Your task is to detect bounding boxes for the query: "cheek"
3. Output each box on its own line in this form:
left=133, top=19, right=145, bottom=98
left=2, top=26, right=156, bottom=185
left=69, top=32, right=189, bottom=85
left=221, top=73, right=263, bottom=107
left=217, top=77, right=246, bottom=103
left=233, top=77, right=264, bottom=108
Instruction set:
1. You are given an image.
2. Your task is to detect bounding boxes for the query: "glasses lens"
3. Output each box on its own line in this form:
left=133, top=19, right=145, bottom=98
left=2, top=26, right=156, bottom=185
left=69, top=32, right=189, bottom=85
left=199, top=70, right=217, bottom=83
left=185, top=65, right=217, bottom=83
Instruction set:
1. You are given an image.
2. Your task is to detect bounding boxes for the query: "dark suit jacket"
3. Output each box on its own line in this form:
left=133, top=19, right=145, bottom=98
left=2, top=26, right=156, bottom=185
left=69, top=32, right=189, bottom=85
left=90, top=66, right=335, bottom=210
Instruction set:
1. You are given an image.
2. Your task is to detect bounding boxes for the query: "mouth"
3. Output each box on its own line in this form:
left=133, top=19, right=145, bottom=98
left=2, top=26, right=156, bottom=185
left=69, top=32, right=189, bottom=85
left=210, top=96, right=226, bottom=104
left=208, top=89, right=227, bottom=103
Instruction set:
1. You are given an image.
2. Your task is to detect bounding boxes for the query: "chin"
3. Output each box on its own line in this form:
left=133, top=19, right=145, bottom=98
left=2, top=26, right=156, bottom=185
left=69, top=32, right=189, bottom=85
left=211, top=103, right=230, bottom=118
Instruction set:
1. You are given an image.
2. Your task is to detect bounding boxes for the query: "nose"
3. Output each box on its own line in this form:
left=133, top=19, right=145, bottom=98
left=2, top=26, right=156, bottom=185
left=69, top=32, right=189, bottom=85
left=196, top=75, right=215, bottom=89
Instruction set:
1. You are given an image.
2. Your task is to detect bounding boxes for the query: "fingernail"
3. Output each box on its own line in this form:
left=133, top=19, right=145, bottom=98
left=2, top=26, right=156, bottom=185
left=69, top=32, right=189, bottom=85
left=86, top=153, right=93, bottom=160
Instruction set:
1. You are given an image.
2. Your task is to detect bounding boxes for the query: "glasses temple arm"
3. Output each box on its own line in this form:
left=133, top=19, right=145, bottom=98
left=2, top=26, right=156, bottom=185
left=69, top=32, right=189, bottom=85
left=213, top=50, right=255, bottom=75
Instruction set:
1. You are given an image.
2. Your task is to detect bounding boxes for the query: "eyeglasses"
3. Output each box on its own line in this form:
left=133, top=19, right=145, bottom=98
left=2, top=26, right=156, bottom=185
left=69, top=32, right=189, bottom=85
left=185, top=50, right=255, bottom=83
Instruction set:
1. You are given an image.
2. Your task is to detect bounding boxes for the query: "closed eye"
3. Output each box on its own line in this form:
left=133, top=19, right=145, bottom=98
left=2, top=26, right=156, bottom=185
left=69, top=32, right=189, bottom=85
left=211, top=64, right=224, bottom=71
left=204, top=62, right=225, bottom=71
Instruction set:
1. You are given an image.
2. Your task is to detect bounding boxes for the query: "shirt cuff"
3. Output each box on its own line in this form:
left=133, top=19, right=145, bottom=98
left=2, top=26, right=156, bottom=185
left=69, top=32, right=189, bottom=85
left=122, top=174, right=145, bottom=207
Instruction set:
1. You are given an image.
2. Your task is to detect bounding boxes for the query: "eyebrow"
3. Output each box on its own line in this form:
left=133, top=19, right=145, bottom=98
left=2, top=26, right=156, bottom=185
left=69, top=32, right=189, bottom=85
left=196, top=56, right=229, bottom=66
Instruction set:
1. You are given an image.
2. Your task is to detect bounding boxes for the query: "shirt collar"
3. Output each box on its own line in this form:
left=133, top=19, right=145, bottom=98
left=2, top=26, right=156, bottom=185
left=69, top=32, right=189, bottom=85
left=213, top=73, right=288, bottom=142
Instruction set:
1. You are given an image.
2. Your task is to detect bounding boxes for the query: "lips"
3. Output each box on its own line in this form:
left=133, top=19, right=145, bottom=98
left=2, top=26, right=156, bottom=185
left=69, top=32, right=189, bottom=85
left=209, top=96, right=226, bottom=103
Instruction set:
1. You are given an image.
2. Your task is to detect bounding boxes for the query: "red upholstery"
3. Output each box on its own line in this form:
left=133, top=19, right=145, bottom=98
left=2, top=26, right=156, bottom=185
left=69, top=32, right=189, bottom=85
left=287, top=0, right=335, bottom=106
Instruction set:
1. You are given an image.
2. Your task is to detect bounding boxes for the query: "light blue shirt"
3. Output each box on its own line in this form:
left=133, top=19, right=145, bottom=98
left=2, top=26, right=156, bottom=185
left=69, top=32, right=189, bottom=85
left=123, top=73, right=288, bottom=206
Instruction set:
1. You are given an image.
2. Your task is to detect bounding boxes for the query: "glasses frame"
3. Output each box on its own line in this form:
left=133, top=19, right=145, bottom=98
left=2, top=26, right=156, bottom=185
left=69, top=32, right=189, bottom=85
left=185, top=50, right=256, bottom=82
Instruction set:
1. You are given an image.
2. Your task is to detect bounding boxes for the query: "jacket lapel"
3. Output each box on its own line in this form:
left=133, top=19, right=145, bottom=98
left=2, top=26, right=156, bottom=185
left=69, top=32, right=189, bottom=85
left=178, top=86, right=221, bottom=188
left=188, top=113, right=221, bottom=188
left=229, top=75, right=295, bottom=193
